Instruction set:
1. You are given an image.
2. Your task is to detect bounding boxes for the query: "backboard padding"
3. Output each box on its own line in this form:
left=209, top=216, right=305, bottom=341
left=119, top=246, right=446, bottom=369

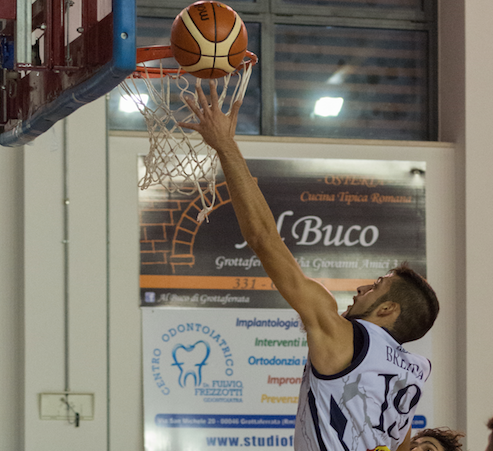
left=0, top=0, right=135, bottom=146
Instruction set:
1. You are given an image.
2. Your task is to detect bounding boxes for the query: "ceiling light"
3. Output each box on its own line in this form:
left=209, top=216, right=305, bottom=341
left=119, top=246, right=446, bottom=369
left=119, top=94, right=148, bottom=113
left=314, top=97, right=344, bottom=117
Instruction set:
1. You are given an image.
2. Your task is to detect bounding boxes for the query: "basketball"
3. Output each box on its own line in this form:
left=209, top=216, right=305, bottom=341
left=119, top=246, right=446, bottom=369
left=170, top=1, right=248, bottom=79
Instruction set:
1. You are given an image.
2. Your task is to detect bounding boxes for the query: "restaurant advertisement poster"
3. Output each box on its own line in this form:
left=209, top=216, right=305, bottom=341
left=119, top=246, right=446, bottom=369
left=139, top=158, right=430, bottom=451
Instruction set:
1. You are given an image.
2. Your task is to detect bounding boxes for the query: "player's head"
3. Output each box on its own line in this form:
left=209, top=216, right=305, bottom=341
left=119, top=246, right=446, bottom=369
left=486, top=417, right=493, bottom=451
left=411, top=428, right=464, bottom=451
left=385, top=263, right=439, bottom=343
left=345, top=263, right=439, bottom=343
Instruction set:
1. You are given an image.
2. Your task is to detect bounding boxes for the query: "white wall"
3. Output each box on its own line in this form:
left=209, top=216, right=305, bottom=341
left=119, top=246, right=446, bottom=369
left=0, top=146, right=24, bottom=451
left=437, top=0, right=466, bottom=440
left=464, top=0, right=493, bottom=448
left=23, top=105, right=109, bottom=450
left=17, top=98, right=143, bottom=451
left=438, top=0, right=493, bottom=448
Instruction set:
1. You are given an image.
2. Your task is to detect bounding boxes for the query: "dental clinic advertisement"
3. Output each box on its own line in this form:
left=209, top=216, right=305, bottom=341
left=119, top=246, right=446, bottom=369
left=140, top=158, right=430, bottom=450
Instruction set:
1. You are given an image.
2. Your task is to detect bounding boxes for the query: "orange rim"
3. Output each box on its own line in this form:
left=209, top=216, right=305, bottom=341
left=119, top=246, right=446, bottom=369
left=131, top=45, right=258, bottom=79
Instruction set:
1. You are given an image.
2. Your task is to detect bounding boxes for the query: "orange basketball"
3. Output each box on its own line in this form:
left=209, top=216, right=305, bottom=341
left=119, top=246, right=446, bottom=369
left=170, top=1, right=248, bottom=79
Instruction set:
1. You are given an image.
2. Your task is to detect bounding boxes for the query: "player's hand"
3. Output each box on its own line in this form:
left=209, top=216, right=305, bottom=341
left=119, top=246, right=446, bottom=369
left=179, top=81, right=241, bottom=152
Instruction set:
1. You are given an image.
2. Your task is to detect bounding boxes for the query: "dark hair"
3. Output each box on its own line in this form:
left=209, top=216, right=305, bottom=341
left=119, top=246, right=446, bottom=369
left=411, top=428, right=464, bottom=451
left=488, top=417, right=493, bottom=431
left=374, top=263, right=439, bottom=343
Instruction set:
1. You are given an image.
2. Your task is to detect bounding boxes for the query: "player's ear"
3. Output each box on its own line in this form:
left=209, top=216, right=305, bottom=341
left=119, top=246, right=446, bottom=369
left=376, top=301, right=400, bottom=318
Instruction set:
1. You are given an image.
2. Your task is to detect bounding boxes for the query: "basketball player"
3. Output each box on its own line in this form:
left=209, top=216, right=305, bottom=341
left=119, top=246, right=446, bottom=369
left=410, top=428, right=464, bottom=451
left=180, top=82, right=439, bottom=451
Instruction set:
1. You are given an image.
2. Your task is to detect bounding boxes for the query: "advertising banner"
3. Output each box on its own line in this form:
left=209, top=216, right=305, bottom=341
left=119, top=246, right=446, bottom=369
left=140, top=158, right=429, bottom=450
left=143, top=308, right=305, bottom=451
left=139, top=158, right=427, bottom=312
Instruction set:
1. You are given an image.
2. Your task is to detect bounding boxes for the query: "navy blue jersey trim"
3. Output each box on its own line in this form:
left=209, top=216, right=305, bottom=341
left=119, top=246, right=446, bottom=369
left=311, top=320, right=370, bottom=380
left=308, top=388, right=328, bottom=451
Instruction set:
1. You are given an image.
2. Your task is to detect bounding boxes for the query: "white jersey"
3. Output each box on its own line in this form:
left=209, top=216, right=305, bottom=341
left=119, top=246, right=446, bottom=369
left=294, top=319, right=431, bottom=451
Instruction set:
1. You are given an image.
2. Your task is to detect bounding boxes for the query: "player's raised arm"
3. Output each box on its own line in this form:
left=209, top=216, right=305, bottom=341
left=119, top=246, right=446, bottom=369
left=179, top=82, right=436, bottom=451
left=178, top=82, right=327, bottom=317
left=179, top=82, right=353, bottom=369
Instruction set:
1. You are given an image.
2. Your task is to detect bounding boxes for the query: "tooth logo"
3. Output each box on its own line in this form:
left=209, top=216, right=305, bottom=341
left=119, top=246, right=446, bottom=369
left=171, top=340, right=210, bottom=388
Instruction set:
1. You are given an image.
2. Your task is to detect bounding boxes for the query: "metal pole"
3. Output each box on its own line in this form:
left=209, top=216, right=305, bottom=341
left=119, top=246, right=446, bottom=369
left=16, top=0, right=32, bottom=64
left=62, top=118, right=70, bottom=394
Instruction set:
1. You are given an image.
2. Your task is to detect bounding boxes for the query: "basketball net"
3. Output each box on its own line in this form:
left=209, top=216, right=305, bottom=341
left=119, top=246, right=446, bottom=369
left=120, top=54, right=255, bottom=223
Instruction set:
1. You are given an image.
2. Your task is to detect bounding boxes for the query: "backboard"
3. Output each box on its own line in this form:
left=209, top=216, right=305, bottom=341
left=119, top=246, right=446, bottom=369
left=0, top=0, right=135, bottom=146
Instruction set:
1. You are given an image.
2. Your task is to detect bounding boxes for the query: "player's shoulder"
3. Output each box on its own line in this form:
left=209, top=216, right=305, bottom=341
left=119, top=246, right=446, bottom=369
left=357, top=320, right=432, bottom=380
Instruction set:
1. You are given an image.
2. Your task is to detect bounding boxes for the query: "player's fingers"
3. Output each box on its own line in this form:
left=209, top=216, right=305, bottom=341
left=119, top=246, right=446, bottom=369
left=230, top=99, right=242, bottom=117
left=209, top=80, right=219, bottom=110
left=229, top=100, right=242, bottom=130
left=183, top=96, right=201, bottom=116
left=195, top=84, right=210, bottom=111
left=178, top=121, right=198, bottom=131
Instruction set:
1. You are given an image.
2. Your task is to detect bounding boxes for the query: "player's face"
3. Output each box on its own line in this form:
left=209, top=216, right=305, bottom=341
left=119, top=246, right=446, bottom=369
left=410, top=437, right=445, bottom=451
left=342, top=273, right=394, bottom=319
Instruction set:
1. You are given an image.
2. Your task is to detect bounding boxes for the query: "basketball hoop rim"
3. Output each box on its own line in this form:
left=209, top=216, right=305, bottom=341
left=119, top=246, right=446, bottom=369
left=131, top=45, right=258, bottom=78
